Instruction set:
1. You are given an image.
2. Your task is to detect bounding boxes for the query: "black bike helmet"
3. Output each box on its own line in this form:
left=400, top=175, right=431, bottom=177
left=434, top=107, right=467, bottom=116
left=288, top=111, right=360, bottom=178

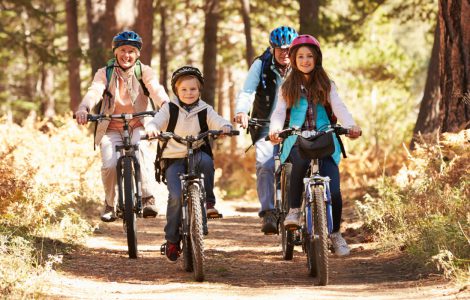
left=112, top=30, right=143, bottom=51
left=170, top=66, right=204, bottom=95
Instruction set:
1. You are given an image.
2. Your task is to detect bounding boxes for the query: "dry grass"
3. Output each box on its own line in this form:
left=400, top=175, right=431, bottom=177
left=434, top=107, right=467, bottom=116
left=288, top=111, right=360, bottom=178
left=357, top=129, right=470, bottom=284
left=0, top=115, right=102, bottom=297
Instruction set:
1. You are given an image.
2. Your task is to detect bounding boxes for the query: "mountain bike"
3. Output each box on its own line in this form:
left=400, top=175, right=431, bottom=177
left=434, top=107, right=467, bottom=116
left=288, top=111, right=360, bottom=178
left=156, top=129, right=239, bottom=282
left=247, top=118, right=293, bottom=244
left=76, top=111, right=156, bottom=259
left=268, top=124, right=350, bottom=285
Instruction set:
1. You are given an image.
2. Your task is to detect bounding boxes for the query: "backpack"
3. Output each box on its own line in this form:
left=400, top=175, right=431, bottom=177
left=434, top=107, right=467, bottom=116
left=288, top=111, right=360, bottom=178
left=92, top=58, right=156, bottom=149
left=154, top=102, right=212, bottom=184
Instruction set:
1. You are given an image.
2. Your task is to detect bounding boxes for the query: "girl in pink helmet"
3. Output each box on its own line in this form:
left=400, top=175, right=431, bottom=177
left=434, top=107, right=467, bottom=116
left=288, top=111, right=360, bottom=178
left=268, top=34, right=361, bottom=256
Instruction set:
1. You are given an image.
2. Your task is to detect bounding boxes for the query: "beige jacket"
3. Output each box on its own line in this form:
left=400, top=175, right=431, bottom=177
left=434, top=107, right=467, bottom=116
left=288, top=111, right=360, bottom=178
left=146, top=99, right=232, bottom=159
left=78, top=64, right=169, bottom=146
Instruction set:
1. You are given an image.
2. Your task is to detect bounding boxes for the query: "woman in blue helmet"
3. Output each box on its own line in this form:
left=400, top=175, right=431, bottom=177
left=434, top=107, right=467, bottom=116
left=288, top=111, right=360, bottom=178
left=234, top=26, right=298, bottom=235
left=75, top=31, right=170, bottom=222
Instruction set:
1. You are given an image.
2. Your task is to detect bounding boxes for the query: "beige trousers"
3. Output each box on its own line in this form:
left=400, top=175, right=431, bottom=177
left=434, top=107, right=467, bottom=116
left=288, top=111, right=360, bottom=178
left=100, top=127, right=156, bottom=207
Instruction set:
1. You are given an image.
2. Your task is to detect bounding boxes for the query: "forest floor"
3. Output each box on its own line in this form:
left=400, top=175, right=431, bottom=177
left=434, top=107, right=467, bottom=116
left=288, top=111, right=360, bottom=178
left=41, top=189, right=469, bottom=300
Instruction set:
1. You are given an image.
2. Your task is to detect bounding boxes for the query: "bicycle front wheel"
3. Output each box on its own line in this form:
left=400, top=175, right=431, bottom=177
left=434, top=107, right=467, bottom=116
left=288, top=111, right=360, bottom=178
left=181, top=202, right=193, bottom=272
left=307, top=186, right=328, bottom=285
left=123, top=157, right=138, bottom=259
left=280, top=163, right=294, bottom=260
left=188, top=184, right=205, bottom=281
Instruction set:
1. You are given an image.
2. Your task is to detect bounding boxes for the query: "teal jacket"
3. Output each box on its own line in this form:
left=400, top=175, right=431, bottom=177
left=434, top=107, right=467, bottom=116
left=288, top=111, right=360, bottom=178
left=280, top=96, right=342, bottom=165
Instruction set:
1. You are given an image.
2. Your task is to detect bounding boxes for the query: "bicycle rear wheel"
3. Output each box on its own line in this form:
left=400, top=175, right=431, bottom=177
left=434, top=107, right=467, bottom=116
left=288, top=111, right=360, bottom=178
left=307, top=186, right=328, bottom=285
left=123, top=157, right=138, bottom=259
left=188, top=184, right=205, bottom=281
left=280, top=163, right=294, bottom=260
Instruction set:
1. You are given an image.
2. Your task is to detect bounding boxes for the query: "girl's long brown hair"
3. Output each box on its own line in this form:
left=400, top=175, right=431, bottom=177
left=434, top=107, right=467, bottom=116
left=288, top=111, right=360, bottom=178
left=282, top=45, right=331, bottom=108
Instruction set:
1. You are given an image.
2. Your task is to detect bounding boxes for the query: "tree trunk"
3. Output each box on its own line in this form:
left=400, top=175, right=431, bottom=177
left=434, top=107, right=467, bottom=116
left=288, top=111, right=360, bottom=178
left=410, top=24, right=441, bottom=149
left=240, top=0, right=254, bottom=68
left=66, top=0, right=82, bottom=112
left=228, top=71, right=237, bottom=155
left=86, top=0, right=117, bottom=75
left=201, top=0, right=219, bottom=107
left=40, top=66, right=56, bottom=119
left=184, top=0, right=194, bottom=65
left=159, top=1, right=168, bottom=93
left=299, top=0, right=320, bottom=36
left=217, top=67, right=225, bottom=116
left=438, top=0, right=470, bottom=132
left=135, top=0, right=154, bottom=65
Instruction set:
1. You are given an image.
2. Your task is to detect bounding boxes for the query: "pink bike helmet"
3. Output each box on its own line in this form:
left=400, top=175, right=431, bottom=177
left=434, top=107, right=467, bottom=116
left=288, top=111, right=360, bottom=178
left=289, top=34, right=322, bottom=66
left=289, top=34, right=320, bottom=55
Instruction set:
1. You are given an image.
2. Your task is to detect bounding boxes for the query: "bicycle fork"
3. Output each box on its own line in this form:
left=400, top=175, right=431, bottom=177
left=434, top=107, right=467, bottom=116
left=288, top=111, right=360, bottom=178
left=304, top=176, right=333, bottom=237
left=180, top=177, right=208, bottom=237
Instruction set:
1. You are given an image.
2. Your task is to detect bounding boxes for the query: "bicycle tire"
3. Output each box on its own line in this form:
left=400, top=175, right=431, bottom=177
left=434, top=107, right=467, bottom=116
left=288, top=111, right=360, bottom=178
left=123, top=157, right=138, bottom=259
left=188, top=184, right=205, bottom=281
left=308, top=186, right=328, bottom=285
left=182, top=207, right=193, bottom=272
left=280, top=163, right=294, bottom=260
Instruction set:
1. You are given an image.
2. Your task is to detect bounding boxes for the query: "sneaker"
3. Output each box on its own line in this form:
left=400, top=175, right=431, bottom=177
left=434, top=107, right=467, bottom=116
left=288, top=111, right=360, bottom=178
left=261, top=210, right=277, bottom=235
left=100, top=205, right=117, bottom=222
left=284, top=208, right=301, bottom=230
left=330, top=232, right=350, bottom=256
left=161, top=241, right=180, bottom=263
left=206, top=202, right=220, bottom=218
left=142, top=196, right=158, bottom=218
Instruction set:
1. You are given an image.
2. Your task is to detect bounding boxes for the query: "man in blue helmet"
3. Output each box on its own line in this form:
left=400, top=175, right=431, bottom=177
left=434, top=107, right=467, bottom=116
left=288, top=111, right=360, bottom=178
left=75, top=30, right=170, bottom=222
left=234, top=26, right=298, bottom=234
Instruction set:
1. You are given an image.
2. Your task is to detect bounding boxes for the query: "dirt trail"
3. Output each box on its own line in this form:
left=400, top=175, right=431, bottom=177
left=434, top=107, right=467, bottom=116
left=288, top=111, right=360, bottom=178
left=43, top=196, right=467, bottom=300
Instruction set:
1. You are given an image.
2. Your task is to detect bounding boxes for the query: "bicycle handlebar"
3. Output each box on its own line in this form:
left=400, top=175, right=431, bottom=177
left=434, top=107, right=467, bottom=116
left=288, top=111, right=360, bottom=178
left=142, top=130, right=240, bottom=142
left=264, top=125, right=354, bottom=141
left=247, top=118, right=270, bottom=129
left=73, top=111, right=157, bottom=122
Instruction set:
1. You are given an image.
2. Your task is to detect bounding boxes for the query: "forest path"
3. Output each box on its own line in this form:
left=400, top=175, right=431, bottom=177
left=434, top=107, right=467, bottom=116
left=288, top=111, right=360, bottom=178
left=42, top=197, right=466, bottom=300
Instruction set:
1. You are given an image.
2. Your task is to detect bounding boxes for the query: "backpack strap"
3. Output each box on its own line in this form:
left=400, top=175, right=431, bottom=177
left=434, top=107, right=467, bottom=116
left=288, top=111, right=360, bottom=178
left=258, top=47, right=272, bottom=89
left=197, top=108, right=213, bottom=158
left=155, top=102, right=179, bottom=184
left=134, top=60, right=156, bottom=110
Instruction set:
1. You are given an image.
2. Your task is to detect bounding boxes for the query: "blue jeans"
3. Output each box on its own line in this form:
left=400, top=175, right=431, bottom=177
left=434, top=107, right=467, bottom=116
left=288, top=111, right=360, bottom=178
left=255, top=139, right=278, bottom=217
left=288, top=145, right=343, bottom=233
left=164, top=151, right=215, bottom=243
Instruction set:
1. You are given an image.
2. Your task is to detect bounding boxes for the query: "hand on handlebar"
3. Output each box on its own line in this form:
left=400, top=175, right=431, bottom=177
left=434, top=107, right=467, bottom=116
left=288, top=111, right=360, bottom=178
left=268, top=130, right=283, bottom=145
left=233, top=112, right=249, bottom=129
left=145, top=128, right=160, bottom=139
left=75, top=110, right=88, bottom=125
left=346, top=125, right=362, bottom=139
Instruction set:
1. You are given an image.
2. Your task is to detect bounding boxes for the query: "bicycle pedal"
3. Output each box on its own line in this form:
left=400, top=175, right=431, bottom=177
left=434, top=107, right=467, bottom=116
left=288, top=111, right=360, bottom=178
left=207, top=213, right=223, bottom=219
left=285, top=224, right=300, bottom=231
left=160, top=243, right=167, bottom=255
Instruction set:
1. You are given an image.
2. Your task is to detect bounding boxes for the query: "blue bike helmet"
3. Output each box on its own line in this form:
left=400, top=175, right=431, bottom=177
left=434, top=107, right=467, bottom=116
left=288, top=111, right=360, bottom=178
left=269, top=26, right=298, bottom=48
left=112, top=31, right=143, bottom=51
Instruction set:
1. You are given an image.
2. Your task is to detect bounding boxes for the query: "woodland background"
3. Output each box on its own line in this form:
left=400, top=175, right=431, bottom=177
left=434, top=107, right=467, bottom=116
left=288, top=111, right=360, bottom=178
left=0, top=0, right=469, bottom=297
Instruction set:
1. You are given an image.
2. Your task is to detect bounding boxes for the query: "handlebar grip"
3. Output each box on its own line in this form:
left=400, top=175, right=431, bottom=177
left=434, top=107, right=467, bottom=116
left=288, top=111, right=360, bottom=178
left=230, top=130, right=240, bottom=136
left=264, top=135, right=271, bottom=141
left=335, top=127, right=349, bottom=135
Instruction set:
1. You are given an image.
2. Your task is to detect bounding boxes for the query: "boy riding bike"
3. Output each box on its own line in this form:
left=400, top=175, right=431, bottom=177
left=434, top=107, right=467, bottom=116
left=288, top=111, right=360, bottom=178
left=145, top=66, right=232, bottom=262
left=75, top=30, right=169, bottom=222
